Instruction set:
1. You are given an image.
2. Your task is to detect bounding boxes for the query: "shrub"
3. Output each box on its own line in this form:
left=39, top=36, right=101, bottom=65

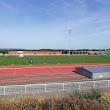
left=69, top=88, right=101, bottom=100
left=0, top=93, right=110, bottom=110
left=69, top=89, right=85, bottom=99
left=85, top=88, right=101, bottom=100
left=99, top=92, right=110, bottom=105
left=44, top=98, right=110, bottom=110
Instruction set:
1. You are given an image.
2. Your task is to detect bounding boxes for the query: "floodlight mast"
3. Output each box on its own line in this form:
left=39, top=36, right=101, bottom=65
left=68, top=30, right=72, bottom=55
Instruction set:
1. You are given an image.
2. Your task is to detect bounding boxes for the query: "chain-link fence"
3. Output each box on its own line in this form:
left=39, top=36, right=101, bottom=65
left=0, top=80, right=110, bottom=95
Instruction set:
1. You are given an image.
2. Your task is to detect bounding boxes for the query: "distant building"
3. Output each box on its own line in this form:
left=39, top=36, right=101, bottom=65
left=0, top=53, right=3, bottom=56
left=8, top=51, right=62, bottom=55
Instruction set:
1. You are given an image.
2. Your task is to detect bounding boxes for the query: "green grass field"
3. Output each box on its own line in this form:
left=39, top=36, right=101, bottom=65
left=0, top=55, right=110, bottom=65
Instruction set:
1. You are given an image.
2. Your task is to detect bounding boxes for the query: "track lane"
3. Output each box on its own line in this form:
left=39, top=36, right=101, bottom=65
left=0, top=63, right=110, bottom=76
left=0, top=74, right=83, bottom=83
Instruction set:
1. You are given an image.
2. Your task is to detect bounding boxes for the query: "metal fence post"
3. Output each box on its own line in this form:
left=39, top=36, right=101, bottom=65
left=4, top=86, right=6, bottom=95
left=108, top=80, right=109, bottom=87
left=25, top=85, right=26, bottom=94
left=79, top=82, right=81, bottom=90
left=94, top=81, right=96, bottom=88
left=63, top=83, right=64, bottom=91
left=45, top=84, right=46, bottom=92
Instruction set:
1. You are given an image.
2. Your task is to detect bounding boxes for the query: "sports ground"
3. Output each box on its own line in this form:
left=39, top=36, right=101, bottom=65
left=0, top=56, right=110, bottom=65
left=0, top=55, right=110, bottom=86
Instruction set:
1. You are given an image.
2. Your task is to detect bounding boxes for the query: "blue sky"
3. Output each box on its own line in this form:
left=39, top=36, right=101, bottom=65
left=0, top=0, right=110, bottom=49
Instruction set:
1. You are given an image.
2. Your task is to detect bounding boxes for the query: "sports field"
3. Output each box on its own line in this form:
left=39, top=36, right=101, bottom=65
left=0, top=55, right=110, bottom=65
left=0, top=55, right=110, bottom=86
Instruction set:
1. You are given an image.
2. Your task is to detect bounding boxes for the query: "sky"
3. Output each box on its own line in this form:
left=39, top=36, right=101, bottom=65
left=0, top=0, right=110, bottom=50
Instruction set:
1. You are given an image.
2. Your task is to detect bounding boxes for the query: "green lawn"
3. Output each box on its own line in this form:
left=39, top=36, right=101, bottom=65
left=0, top=55, right=110, bottom=65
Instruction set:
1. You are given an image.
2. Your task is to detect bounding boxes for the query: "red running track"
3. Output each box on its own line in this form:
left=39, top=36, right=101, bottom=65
left=0, top=63, right=110, bottom=83
left=0, top=74, right=83, bottom=83
left=0, top=63, right=110, bottom=77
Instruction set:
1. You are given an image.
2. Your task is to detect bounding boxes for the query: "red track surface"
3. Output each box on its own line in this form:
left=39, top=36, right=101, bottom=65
left=0, top=74, right=83, bottom=83
left=0, top=63, right=110, bottom=77
left=0, top=63, right=110, bottom=83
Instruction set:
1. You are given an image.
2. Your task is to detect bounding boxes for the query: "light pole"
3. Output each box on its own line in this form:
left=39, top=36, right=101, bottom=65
left=68, top=30, right=72, bottom=55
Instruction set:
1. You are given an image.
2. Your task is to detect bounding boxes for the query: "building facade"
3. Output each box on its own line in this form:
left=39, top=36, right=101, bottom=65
left=8, top=51, right=62, bottom=55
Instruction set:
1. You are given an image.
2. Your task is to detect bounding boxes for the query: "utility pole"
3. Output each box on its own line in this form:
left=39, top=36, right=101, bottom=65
left=68, top=30, right=72, bottom=55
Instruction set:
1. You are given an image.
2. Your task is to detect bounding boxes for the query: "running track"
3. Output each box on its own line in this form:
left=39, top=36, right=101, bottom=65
left=0, top=63, right=110, bottom=84
left=0, top=63, right=110, bottom=76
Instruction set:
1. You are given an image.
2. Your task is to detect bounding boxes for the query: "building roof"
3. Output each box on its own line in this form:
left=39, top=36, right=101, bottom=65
left=83, top=66, right=110, bottom=73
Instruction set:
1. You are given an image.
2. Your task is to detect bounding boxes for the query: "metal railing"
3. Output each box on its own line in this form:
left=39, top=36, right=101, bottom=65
left=0, top=80, right=110, bottom=95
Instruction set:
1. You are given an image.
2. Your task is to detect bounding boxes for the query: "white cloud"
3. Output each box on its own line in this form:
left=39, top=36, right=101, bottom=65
left=96, top=0, right=110, bottom=5
left=0, top=0, right=110, bottom=49
left=43, top=0, right=87, bottom=19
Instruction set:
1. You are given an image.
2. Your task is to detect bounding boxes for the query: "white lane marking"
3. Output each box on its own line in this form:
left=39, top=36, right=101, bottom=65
left=0, top=64, right=110, bottom=70
left=0, top=66, right=75, bottom=69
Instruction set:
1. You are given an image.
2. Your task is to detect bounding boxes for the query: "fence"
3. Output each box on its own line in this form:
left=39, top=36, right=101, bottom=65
left=0, top=80, right=110, bottom=95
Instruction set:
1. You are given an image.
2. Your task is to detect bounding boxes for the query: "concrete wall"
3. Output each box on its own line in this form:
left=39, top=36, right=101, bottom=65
left=93, top=72, right=110, bottom=79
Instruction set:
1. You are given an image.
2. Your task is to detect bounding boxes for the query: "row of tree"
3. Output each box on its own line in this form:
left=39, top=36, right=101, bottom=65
left=0, top=49, right=9, bottom=54
left=0, top=49, right=108, bottom=54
